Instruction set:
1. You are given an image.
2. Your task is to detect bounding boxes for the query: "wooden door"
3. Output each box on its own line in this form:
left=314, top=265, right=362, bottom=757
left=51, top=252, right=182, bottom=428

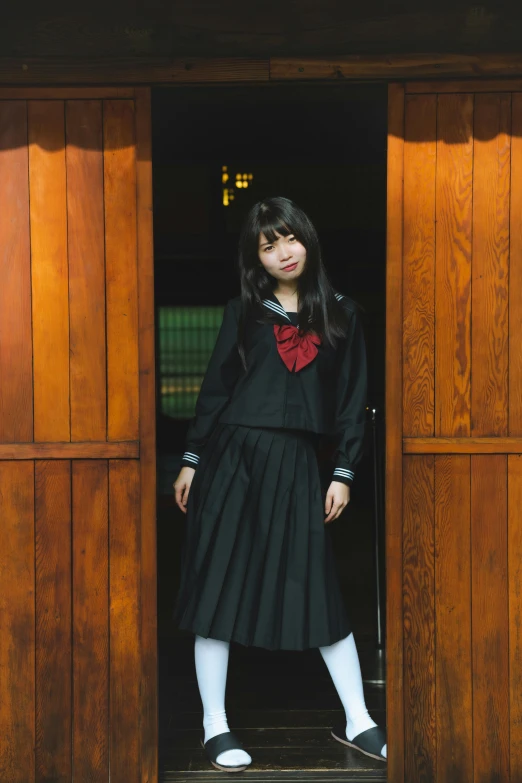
left=0, top=87, right=157, bottom=783
left=386, top=80, right=522, bottom=782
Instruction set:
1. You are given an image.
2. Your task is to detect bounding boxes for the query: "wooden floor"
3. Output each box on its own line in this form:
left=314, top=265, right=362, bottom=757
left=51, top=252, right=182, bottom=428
left=158, top=488, right=387, bottom=781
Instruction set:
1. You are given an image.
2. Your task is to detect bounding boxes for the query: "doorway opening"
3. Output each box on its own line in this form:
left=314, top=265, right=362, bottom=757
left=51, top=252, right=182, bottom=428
left=152, top=81, right=388, bottom=780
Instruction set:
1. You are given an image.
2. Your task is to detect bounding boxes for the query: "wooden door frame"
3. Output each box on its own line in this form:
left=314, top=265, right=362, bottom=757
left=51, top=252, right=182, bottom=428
left=2, top=68, right=522, bottom=783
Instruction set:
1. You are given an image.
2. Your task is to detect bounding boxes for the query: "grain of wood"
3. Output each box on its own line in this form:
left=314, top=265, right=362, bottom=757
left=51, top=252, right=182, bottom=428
left=471, top=94, right=510, bottom=437
left=385, top=82, right=405, bottom=783
left=434, top=455, right=472, bottom=783
left=66, top=100, right=107, bottom=441
left=0, top=461, right=35, bottom=783
left=72, top=460, right=109, bottom=780
left=510, top=94, right=522, bottom=436
left=0, top=101, right=33, bottom=442
left=103, top=100, right=139, bottom=441
left=509, top=454, right=522, bottom=780
left=109, top=460, right=141, bottom=783
left=402, top=455, right=436, bottom=783
left=35, top=460, right=72, bottom=782
left=471, top=455, right=509, bottom=781
left=435, top=94, right=473, bottom=437
left=135, top=85, right=159, bottom=783
left=28, top=100, right=70, bottom=442
left=403, top=95, right=436, bottom=437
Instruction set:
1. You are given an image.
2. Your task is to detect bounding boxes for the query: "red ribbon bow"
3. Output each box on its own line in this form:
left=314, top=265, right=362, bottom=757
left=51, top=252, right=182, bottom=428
left=273, top=324, right=321, bottom=372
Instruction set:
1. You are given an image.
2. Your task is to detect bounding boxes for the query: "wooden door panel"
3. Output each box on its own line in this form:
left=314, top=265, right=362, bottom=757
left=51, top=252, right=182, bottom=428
left=0, top=462, right=35, bottom=783
left=29, top=102, right=70, bottom=442
left=388, top=82, right=522, bottom=782
left=0, top=102, right=33, bottom=443
left=104, top=100, right=140, bottom=442
left=434, top=455, right=472, bottom=783
left=434, top=95, right=473, bottom=437
left=0, top=88, right=156, bottom=783
left=35, top=460, right=72, bottom=782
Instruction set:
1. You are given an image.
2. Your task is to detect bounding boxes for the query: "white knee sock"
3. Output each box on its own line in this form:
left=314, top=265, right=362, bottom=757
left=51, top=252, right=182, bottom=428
left=194, top=634, right=252, bottom=767
left=319, top=632, right=387, bottom=759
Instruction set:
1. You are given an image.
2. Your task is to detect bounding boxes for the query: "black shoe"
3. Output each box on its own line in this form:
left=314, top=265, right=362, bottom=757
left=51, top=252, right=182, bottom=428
left=200, top=730, right=251, bottom=772
left=331, top=722, right=387, bottom=763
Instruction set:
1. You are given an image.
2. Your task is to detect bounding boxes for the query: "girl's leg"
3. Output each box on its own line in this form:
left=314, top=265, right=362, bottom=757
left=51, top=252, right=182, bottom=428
left=194, top=634, right=252, bottom=767
left=319, top=631, right=387, bottom=758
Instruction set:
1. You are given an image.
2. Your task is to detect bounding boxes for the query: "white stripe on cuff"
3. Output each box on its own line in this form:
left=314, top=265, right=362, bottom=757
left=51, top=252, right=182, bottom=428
left=182, top=452, right=200, bottom=465
left=333, top=468, right=354, bottom=478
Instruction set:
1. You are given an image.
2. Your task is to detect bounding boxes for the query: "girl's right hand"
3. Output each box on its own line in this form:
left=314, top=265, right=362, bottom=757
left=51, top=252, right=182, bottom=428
left=173, top=466, right=196, bottom=514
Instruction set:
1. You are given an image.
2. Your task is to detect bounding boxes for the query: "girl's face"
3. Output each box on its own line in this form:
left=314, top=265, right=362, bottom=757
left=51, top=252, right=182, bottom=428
left=257, top=231, right=307, bottom=282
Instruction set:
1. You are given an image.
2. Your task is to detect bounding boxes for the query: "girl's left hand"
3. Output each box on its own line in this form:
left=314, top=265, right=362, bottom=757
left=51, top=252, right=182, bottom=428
left=324, top=481, right=350, bottom=524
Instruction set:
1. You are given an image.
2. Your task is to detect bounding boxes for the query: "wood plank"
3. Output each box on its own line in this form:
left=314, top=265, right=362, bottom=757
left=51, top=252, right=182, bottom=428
left=2, top=55, right=522, bottom=85
left=402, top=455, right=436, bottom=782
left=434, top=456, right=472, bottom=783
left=0, top=58, right=270, bottom=84
left=408, top=79, right=522, bottom=93
left=103, top=100, right=139, bottom=441
left=109, top=461, right=141, bottom=783
left=471, top=455, right=509, bottom=782
left=66, top=100, right=107, bottom=441
left=35, top=460, right=72, bottom=783
left=135, top=85, right=158, bottom=783
left=0, top=101, right=33, bottom=442
left=28, top=100, right=70, bottom=443
left=403, top=94, right=436, bottom=437
left=0, top=461, right=35, bottom=783
left=510, top=93, right=522, bottom=436
left=270, top=55, right=522, bottom=81
left=385, top=82, right=404, bottom=783
left=471, top=94, right=510, bottom=437
left=509, top=455, right=522, bottom=779
left=72, top=460, right=109, bottom=781
left=435, top=94, right=472, bottom=437
left=0, top=441, right=139, bottom=459
left=0, top=88, right=135, bottom=99
left=403, top=437, right=522, bottom=454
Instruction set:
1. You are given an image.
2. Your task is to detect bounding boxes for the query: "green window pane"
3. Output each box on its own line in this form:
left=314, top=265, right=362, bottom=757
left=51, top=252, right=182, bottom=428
left=157, top=305, right=225, bottom=418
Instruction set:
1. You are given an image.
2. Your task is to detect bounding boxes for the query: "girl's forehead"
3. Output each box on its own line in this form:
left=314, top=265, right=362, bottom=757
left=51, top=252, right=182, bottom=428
left=259, top=229, right=289, bottom=243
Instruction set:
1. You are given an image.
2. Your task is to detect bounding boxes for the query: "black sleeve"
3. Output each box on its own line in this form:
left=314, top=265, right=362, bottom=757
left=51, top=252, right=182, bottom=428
left=180, top=299, right=242, bottom=470
left=329, top=304, right=368, bottom=487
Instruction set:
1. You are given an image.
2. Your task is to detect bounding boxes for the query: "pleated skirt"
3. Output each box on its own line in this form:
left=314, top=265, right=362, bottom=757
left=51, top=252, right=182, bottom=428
left=173, top=422, right=352, bottom=650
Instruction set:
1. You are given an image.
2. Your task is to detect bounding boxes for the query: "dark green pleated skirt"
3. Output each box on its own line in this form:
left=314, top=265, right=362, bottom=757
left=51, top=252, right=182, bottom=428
left=172, top=422, right=351, bottom=650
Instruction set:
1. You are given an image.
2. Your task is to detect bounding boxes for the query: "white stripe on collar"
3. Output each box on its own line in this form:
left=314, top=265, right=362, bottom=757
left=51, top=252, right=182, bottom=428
left=262, top=292, right=344, bottom=322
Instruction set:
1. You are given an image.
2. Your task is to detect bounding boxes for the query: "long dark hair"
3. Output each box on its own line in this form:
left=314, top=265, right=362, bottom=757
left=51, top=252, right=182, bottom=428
left=235, top=196, right=352, bottom=370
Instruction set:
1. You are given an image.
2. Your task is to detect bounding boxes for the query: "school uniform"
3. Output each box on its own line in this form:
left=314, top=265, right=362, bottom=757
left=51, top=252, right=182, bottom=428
left=173, top=290, right=367, bottom=651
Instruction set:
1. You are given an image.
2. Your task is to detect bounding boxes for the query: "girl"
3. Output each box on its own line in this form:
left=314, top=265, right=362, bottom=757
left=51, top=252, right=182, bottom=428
left=173, top=196, right=387, bottom=772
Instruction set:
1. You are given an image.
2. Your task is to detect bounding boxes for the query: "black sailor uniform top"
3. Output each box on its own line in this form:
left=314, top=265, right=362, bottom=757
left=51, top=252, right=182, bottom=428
left=179, top=290, right=367, bottom=487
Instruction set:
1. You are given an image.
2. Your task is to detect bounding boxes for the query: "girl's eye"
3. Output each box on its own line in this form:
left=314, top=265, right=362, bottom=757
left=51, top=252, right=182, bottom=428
left=288, top=236, right=296, bottom=242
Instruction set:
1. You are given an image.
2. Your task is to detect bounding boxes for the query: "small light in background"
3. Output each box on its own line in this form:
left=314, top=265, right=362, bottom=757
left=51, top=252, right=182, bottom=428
left=223, top=166, right=254, bottom=205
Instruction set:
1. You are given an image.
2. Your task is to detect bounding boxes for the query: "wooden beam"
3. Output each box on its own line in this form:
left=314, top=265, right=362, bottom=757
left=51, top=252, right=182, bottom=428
left=0, top=58, right=270, bottom=85
left=2, top=54, right=522, bottom=85
left=0, top=87, right=135, bottom=99
left=271, top=54, right=522, bottom=81
left=0, top=442, right=139, bottom=459
left=404, top=438, right=522, bottom=454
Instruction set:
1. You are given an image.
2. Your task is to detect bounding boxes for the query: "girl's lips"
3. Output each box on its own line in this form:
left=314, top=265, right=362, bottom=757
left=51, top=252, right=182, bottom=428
left=282, top=263, right=298, bottom=272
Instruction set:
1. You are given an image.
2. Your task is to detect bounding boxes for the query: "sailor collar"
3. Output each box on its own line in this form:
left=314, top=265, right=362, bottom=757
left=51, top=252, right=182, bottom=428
left=261, top=290, right=345, bottom=323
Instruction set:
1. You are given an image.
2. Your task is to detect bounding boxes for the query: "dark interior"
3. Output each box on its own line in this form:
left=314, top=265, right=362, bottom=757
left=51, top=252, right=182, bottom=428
left=151, top=82, right=388, bottom=779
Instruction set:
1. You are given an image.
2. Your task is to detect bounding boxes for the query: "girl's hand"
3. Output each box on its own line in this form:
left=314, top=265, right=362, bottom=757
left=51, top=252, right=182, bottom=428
left=173, top=466, right=196, bottom=513
left=324, top=481, right=350, bottom=524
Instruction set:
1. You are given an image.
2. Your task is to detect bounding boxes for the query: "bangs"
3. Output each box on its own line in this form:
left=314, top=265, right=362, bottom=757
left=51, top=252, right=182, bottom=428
left=257, top=215, right=295, bottom=244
